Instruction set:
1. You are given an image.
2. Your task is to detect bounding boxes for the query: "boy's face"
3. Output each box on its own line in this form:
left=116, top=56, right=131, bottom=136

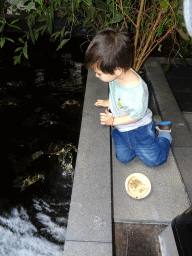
left=93, top=67, right=121, bottom=83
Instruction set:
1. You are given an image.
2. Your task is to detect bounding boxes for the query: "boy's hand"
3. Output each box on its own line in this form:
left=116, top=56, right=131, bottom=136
left=100, top=109, right=113, bottom=125
left=94, top=99, right=109, bottom=108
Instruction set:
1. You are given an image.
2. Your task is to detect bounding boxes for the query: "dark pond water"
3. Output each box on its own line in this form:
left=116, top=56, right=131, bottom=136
left=0, top=34, right=87, bottom=255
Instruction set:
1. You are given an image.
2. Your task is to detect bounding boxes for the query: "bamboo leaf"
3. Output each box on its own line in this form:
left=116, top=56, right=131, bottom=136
left=57, top=39, right=69, bottom=51
left=27, top=16, right=32, bottom=27
left=13, top=56, right=19, bottom=65
left=0, top=37, right=5, bottom=48
left=18, top=37, right=24, bottom=43
left=47, top=19, right=53, bottom=35
left=9, top=24, right=22, bottom=30
left=36, top=24, right=47, bottom=32
left=30, top=29, right=35, bottom=44
left=15, top=47, right=23, bottom=52
left=10, top=19, right=19, bottom=25
left=13, top=55, right=21, bottom=65
left=61, top=27, right=65, bottom=37
left=51, top=31, right=61, bottom=39
left=34, top=30, right=39, bottom=41
left=5, top=37, right=14, bottom=43
left=23, top=44, right=28, bottom=59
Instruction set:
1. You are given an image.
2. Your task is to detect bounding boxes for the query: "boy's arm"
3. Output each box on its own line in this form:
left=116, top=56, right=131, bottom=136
left=112, top=115, right=140, bottom=126
left=95, top=99, right=109, bottom=108
left=100, top=110, right=140, bottom=126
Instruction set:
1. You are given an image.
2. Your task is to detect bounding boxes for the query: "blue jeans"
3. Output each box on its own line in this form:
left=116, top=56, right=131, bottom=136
left=111, top=121, right=172, bottom=167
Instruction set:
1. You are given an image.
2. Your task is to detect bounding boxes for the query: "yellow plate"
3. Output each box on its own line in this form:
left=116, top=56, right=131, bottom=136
left=125, top=173, right=151, bottom=199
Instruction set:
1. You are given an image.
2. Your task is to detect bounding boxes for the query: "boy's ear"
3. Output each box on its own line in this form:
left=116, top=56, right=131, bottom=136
left=114, top=67, right=123, bottom=75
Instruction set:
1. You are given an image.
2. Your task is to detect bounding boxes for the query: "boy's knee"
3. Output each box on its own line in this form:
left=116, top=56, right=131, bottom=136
left=141, top=157, right=167, bottom=167
left=116, top=151, right=135, bottom=163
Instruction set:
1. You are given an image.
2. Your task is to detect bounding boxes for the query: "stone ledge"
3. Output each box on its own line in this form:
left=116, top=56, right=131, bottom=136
left=64, top=70, right=113, bottom=255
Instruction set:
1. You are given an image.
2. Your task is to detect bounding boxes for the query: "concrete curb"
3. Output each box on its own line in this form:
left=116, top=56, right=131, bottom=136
left=64, top=70, right=113, bottom=256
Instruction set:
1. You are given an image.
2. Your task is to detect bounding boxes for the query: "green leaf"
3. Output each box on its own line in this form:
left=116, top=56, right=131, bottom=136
left=27, top=16, right=32, bottom=28
left=26, top=2, right=34, bottom=12
left=158, top=24, right=163, bottom=36
left=57, top=39, right=69, bottom=51
left=13, top=55, right=21, bottom=65
left=48, top=7, right=54, bottom=20
left=0, top=19, right=6, bottom=24
left=15, top=47, right=23, bottom=52
left=109, top=2, right=117, bottom=12
left=160, top=1, right=169, bottom=12
left=162, top=64, right=171, bottom=73
left=75, top=0, right=81, bottom=9
left=10, top=19, right=19, bottom=25
left=35, top=0, right=42, bottom=4
left=30, top=29, right=35, bottom=44
left=0, top=37, right=5, bottom=48
left=87, top=7, right=95, bottom=18
left=18, top=37, right=24, bottom=43
left=109, top=14, right=124, bottom=24
left=5, top=37, right=14, bottom=43
left=23, top=44, right=28, bottom=59
left=51, top=31, right=61, bottom=39
left=36, top=24, right=47, bottom=32
left=38, top=15, right=47, bottom=22
left=179, top=57, right=188, bottom=67
left=34, top=30, right=39, bottom=41
left=85, top=0, right=92, bottom=6
left=0, top=26, right=4, bottom=33
left=47, top=19, right=53, bottom=35
left=9, top=24, right=22, bottom=30
left=61, top=27, right=65, bottom=37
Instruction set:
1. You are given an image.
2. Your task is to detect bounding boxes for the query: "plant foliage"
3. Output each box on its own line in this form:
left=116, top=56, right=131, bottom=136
left=0, top=0, right=191, bottom=69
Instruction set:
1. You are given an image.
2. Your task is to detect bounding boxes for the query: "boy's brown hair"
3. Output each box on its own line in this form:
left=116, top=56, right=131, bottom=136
left=84, top=28, right=133, bottom=75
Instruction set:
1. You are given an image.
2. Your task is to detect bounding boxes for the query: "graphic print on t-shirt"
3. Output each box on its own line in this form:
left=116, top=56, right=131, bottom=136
left=118, top=97, right=124, bottom=110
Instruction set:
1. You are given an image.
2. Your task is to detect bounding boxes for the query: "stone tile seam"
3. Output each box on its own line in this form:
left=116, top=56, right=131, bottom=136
left=114, top=219, right=171, bottom=225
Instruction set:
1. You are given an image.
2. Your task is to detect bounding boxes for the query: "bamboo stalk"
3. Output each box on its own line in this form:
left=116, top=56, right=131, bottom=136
left=134, top=9, right=163, bottom=71
left=136, top=26, right=177, bottom=71
left=134, top=0, right=145, bottom=61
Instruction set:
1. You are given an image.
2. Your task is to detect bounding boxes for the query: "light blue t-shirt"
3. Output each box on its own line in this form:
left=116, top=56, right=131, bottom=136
left=109, top=69, right=152, bottom=132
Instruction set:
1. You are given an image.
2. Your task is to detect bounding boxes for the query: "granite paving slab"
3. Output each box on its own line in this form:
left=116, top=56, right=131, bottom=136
left=183, top=112, right=192, bottom=131
left=113, top=146, right=190, bottom=224
left=64, top=70, right=113, bottom=255
left=64, top=241, right=112, bottom=256
left=173, top=147, right=192, bottom=203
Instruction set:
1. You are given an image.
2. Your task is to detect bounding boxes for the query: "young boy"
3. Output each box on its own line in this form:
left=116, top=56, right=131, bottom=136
left=84, top=28, right=172, bottom=167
